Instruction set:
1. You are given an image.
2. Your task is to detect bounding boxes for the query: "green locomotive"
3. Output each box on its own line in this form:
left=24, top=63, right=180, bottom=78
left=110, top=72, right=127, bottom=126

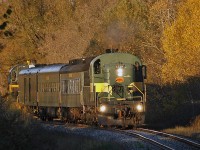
left=9, top=51, right=147, bottom=127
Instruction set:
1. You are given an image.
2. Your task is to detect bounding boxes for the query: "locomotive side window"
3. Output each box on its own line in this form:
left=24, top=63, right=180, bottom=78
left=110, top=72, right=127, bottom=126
left=142, top=65, right=147, bottom=79
left=40, top=82, right=59, bottom=92
left=74, top=79, right=80, bottom=93
left=94, top=59, right=101, bottom=74
left=61, top=78, right=80, bottom=94
left=61, top=80, right=68, bottom=93
left=134, top=62, right=143, bottom=82
left=52, top=83, right=56, bottom=92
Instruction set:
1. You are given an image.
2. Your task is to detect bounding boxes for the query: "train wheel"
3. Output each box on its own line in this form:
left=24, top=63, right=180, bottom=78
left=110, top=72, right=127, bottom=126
left=47, top=116, right=53, bottom=121
left=132, top=113, right=145, bottom=128
left=56, top=107, right=64, bottom=121
left=41, top=116, right=46, bottom=121
left=67, top=108, right=80, bottom=123
left=127, top=125, right=134, bottom=129
left=122, top=114, right=127, bottom=129
left=39, top=107, right=47, bottom=121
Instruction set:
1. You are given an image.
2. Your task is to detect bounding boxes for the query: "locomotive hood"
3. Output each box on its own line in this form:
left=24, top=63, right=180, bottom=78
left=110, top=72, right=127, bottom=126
left=60, top=57, right=94, bottom=73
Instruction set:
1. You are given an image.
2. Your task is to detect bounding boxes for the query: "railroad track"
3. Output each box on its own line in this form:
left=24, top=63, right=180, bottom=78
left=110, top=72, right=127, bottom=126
left=106, top=128, right=200, bottom=150
left=137, top=128, right=200, bottom=149
left=37, top=119, right=200, bottom=150
left=38, top=120, right=170, bottom=149
left=107, top=128, right=175, bottom=150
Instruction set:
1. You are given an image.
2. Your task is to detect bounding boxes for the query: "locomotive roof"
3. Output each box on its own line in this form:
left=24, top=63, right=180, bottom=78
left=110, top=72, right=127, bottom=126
left=90, top=52, right=142, bottom=64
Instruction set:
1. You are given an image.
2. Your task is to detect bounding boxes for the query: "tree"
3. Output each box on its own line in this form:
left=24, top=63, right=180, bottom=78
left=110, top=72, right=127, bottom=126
left=141, top=0, right=181, bottom=84
left=162, top=0, right=200, bottom=83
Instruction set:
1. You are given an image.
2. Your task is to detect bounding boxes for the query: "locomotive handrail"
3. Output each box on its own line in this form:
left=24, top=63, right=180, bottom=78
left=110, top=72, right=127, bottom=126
left=127, top=95, right=143, bottom=101
left=129, top=83, right=145, bottom=99
left=129, top=83, right=144, bottom=95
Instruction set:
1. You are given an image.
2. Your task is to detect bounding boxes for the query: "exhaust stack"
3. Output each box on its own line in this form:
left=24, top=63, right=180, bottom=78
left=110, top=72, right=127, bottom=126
left=106, top=49, right=118, bottom=53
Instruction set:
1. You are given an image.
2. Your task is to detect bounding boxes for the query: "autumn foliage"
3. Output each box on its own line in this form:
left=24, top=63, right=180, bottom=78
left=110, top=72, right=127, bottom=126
left=162, top=0, right=200, bottom=83
left=0, top=0, right=200, bottom=126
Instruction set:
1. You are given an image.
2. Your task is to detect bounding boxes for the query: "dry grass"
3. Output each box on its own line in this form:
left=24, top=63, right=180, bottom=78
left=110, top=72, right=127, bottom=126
left=163, top=115, right=200, bottom=141
left=0, top=96, right=123, bottom=150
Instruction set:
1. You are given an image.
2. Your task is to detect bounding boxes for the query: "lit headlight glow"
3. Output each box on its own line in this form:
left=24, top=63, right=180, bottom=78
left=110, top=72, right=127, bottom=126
left=100, top=105, right=106, bottom=112
left=117, top=68, right=123, bottom=77
left=136, top=104, right=143, bottom=112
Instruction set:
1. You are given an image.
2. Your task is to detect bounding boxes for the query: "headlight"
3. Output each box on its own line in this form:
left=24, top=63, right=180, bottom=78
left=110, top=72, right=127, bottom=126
left=117, top=68, right=123, bottom=77
left=136, top=104, right=143, bottom=112
left=100, top=105, right=106, bottom=112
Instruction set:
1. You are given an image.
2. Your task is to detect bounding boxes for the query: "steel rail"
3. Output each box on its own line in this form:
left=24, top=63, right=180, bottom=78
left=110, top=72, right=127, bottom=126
left=110, top=129, right=175, bottom=150
left=137, top=128, right=200, bottom=149
left=38, top=120, right=174, bottom=149
left=34, top=117, right=200, bottom=149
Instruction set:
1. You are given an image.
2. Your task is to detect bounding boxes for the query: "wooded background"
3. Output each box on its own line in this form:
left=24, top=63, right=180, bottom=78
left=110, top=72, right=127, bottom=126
left=0, top=0, right=200, bottom=126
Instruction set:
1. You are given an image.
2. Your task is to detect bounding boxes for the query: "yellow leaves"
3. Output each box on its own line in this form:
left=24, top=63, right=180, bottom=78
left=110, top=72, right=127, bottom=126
left=104, top=0, right=146, bottom=23
left=162, top=0, right=200, bottom=83
left=149, top=0, right=168, bottom=23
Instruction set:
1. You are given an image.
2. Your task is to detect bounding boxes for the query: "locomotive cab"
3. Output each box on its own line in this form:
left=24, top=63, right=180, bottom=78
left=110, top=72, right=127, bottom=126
left=90, top=52, right=146, bottom=127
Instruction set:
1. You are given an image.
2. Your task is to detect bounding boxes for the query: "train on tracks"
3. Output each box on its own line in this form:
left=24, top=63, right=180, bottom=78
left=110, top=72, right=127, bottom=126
left=8, top=50, right=147, bottom=127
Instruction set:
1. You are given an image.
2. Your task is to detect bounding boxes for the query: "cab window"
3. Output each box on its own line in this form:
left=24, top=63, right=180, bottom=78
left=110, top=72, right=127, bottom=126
left=94, top=59, right=101, bottom=74
left=134, top=62, right=143, bottom=82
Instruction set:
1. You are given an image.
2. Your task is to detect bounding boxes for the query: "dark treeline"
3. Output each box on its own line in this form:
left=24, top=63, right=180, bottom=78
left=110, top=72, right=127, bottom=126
left=146, top=76, right=200, bottom=127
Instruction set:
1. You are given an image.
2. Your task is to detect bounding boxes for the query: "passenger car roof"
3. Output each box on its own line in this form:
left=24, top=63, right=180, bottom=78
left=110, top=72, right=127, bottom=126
left=19, top=57, right=95, bottom=75
left=60, top=57, right=94, bottom=73
left=19, top=64, right=67, bottom=75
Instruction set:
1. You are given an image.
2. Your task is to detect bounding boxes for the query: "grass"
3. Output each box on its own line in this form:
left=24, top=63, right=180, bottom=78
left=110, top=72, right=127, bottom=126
left=0, top=96, right=123, bottom=150
left=0, top=124, right=123, bottom=150
left=163, top=115, right=200, bottom=141
left=51, top=132, right=123, bottom=150
left=5, top=94, right=200, bottom=149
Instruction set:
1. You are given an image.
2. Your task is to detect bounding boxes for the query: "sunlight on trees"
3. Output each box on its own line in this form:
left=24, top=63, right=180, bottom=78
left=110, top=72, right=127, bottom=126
left=162, top=0, right=200, bottom=83
left=0, top=0, right=199, bottom=92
